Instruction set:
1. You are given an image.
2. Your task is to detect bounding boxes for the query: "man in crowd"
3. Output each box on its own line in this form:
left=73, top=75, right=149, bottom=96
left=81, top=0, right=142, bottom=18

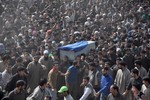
left=108, top=84, right=125, bottom=100
left=26, top=79, right=48, bottom=100
left=114, top=61, right=131, bottom=94
left=48, top=62, right=60, bottom=100
left=80, top=76, right=95, bottom=100
left=132, top=82, right=146, bottom=100
left=142, top=77, right=150, bottom=100
left=96, top=67, right=113, bottom=100
left=111, top=58, right=121, bottom=81
left=122, top=49, right=135, bottom=71
left=88, top=62, right=100, bottom=92
left=39, top=50, right=53, bottom=79
left=61, top=60, right=79, bottom=100
left=134, top=60, right=147, bottom=78
left=123, top=68, right=143, bottom=100
left=11, top=57, right=24, bottom=75
left=104, top=62, right=113, bottom=78
left=26, top=55, right=44, bottom=94
left=5, top=67, right=27, bottom=93
left=1, top=63, right=12, bottom=89
left=8, top=80, right=27, bottom=100
left=0, top=0, right=150, bottom=99
left=140, top=50, right=150, bottom=72
left=58, top=86, right=74, bottom=100
left=0, top=55, right=11, bottom=72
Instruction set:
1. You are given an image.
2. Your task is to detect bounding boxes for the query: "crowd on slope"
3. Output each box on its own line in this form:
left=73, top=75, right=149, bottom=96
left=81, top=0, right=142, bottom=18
left=0, top=0, right=150, bottom=100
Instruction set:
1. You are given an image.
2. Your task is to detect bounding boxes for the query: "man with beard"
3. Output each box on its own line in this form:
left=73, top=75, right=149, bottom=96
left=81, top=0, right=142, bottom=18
left=123, top=69, right=143, bottom=100
left=142, top=77, right=150, bottom=100
left=58, top=85, right=74, bottom=100
left=26, top=55, right=44, bottom=94
left=96, top=67, right=113, bottom=100
left=114, top=61, right=131, bottom=94
left=8, top=80, right=27, bottom=100
left=39, top=50, right=53, bottom=79
left=2, top=64, right=12, bottom=89
left=60, top=60, right=79, bottom=100
left=134, top=60, right=147, bottom=78
left=0, top=55, right=11, bottom=72
left=26, top=79, right=48, bottom=100
left=122, top=49, right=135, bottom=71
left=108, top=84, right=125, bottom=100
left=47, top=62, right=61, bottom=100
left=11, top=57, right=24, bottom=75
left=80, top=76, right=95, bottom=100
left=88, top=62, right=100, bottom=92
left=5, top=67, right=27, bottom=93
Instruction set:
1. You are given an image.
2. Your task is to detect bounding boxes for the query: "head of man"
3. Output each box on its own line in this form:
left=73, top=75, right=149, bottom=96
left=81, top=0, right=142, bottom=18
left=105, top=62, right=111, bottom=69
left=142, top=77, right=150, bottom=87
left=39, top=78, right=47, bottom=89
left=6, top=64, right=12, bottom=73
left=1, top=55, right=11, bottom=64
left=43, top=50, right=49, bottom=60
left=16, top=57, right=23, bottom=65
left=63, top=56, right=69, bottom=62
left=16, top=80, right=26, bottom=92
left=131, top=68, right=139, bottom=79
left=76, top=55, right=81, bottom=62
left=58, top=86, right=69, bottom=97
left=102, top=67, right=109, bottom=76
left=118, top=61, right=126, bottom=70
left=89, top=62, right=96, bottom=71
left=116, top=58, right=121, bottom=65
left=72, top=60, right=78, bottom=68
left=131, top=82, right=141, bottom=95
left=125, top=48, right=131, bottom=55
left=110, top=84, right=119, bottom=96
left=33, top=55, right=39, bottom=64
left=17, top=67, right=27, bottom=77
left=81, top=54, right=86, bottom=61
left=134, top=60, right=142, bottom=69
left=52, top=62, right=59, bottom=72
left=82, top=76, right=90, bottom=86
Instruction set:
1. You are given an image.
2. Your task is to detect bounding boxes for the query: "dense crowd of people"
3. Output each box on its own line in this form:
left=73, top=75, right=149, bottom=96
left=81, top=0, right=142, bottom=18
left=0, top=0, right=150, bottom=100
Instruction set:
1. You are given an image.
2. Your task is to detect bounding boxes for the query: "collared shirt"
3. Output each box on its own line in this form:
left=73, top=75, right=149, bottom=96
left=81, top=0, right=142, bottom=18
left=64, top=94, right=74, bottom=100
left=100, top=75, right=113, bottom=96
left=142, top=85, right=150, bottom=100
left=8, top=88, right=27, bottom=100
left=108, top=93, right=125, bottom=100
left=135, top=67, right=147, bottom=78
left=48, top=68, right=59, bottom=89
left=114, top=68, right=131, bottom=94
left=80, top=83, right=94, bottom=100
left=2, top=69, right=12, bottom=88
left=26, top=86, right=46, bottom=100
left=66, top=65, right=78, bottom=84
left=79, top=86, right=91, bottom=100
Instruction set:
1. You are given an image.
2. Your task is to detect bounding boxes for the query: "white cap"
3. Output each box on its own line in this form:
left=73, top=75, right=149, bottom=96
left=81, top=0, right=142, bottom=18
left=74, top=31, right=80, bottom=35
left=116, top=48, right=121, bottom=52
left=87, top=17, right=91, bottom=21
left=43, top=50, right=49, bottom=54
left=94, top=31, right=99, bottom=34
left=28, top=29, right=32, bottom=33
left=84, top=22, right=90, bottom=26
left=18, top=33, right=23, bottom=37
